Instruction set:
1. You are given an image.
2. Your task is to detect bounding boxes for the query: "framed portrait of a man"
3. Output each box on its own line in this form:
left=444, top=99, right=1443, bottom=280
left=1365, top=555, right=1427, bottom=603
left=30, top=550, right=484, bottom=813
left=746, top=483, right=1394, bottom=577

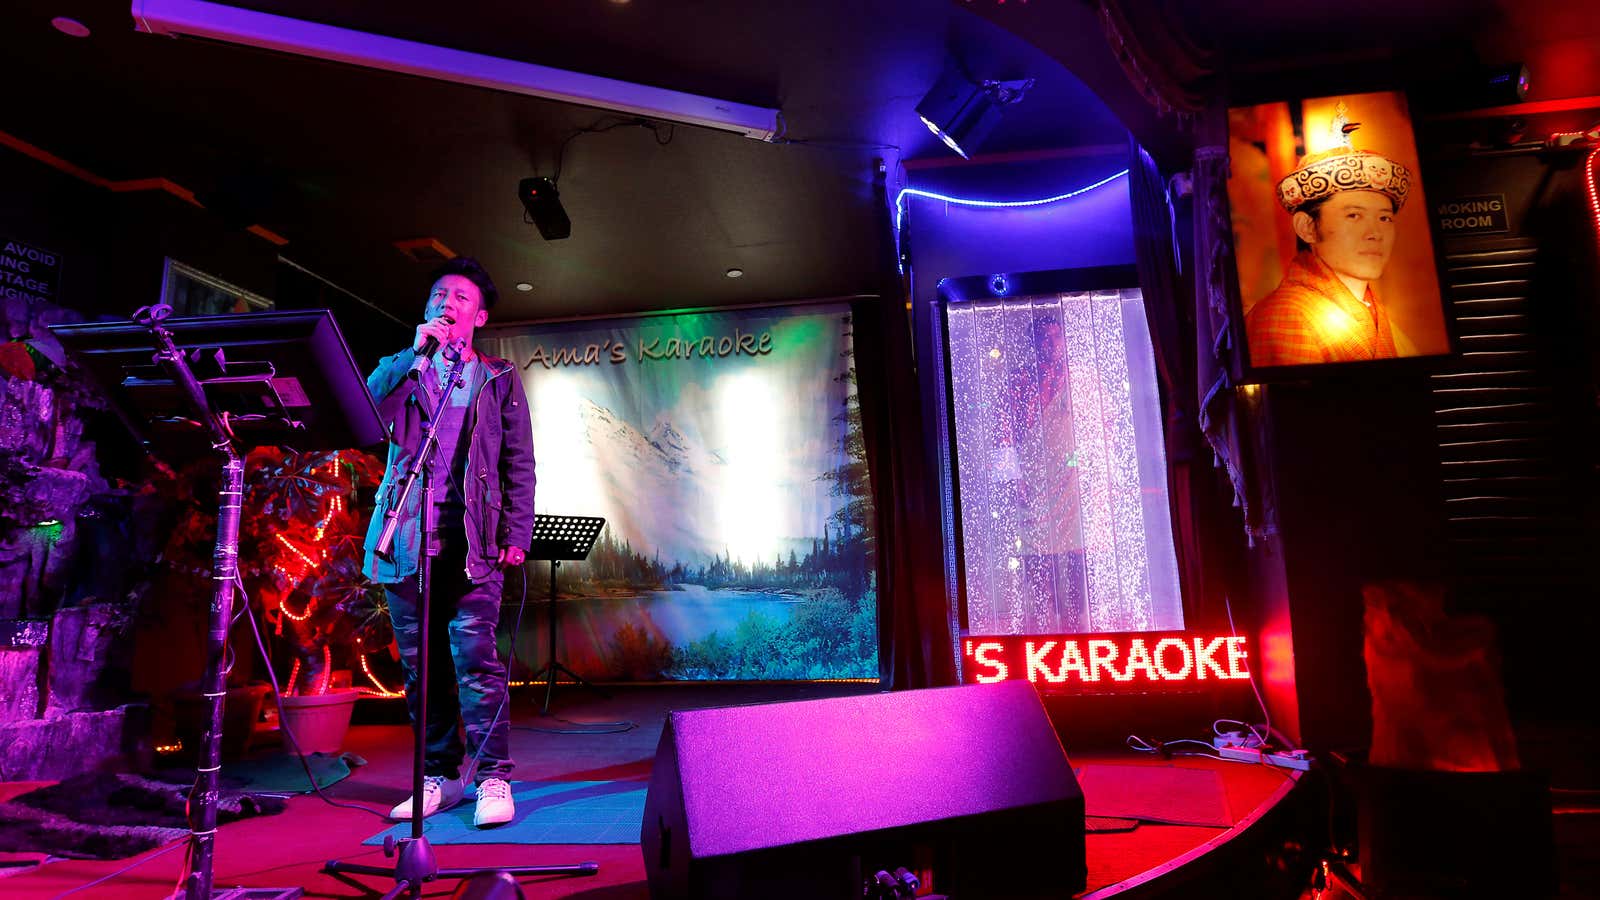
left=1227, top=90, right=1451, bottom=374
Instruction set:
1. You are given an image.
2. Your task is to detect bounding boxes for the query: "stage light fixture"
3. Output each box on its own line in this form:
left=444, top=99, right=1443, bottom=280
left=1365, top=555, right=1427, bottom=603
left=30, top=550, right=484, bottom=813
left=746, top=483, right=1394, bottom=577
left=914, top=67, right=1032, bottom=159
left=519, top=177, right=571, bottom=241
left=915, top=67, right=1000, bottom=158
left=132, top=0, right=781, bottom=140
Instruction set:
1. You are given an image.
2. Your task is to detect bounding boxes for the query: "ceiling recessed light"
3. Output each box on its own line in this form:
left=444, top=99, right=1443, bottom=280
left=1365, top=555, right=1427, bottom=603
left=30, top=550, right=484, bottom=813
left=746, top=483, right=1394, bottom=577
left=725, top=268, right=744, bottom=279
left=515, top=282, right=534, bottom=292
left=52, top=16, right=91, bottom=37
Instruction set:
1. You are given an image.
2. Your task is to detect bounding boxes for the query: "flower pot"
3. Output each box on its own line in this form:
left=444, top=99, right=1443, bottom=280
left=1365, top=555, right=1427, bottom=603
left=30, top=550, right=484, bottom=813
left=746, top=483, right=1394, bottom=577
left=279, top=689, right=359, bottom=754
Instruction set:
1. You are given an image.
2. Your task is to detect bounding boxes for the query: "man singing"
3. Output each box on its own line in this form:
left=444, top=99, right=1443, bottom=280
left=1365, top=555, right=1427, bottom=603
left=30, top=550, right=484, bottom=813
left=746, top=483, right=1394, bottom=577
left=363, top=256, right=534, bottom=827
left=1246, top=102, right=1411, bottom=367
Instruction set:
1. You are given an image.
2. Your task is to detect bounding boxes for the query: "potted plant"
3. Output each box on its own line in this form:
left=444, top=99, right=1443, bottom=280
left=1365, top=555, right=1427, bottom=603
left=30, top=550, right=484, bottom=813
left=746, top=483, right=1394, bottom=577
left=274, top=535, right=397, bottom=753
left=161, top=447, right=401, bottom=755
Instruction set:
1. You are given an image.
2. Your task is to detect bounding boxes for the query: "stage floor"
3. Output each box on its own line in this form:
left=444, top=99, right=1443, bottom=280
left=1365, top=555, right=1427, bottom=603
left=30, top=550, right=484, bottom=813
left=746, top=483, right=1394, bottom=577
left=1, top=683, right=1301, bottom=899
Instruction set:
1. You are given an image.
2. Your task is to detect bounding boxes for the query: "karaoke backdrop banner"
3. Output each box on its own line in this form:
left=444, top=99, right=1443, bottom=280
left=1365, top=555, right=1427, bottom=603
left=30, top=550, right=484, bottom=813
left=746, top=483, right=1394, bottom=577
left=480, top=303, right=878, bottom=681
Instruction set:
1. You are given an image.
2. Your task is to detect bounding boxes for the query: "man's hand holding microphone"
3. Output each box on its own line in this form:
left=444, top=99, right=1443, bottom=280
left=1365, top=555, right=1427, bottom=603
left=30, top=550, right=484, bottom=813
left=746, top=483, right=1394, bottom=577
left=409, top=313, right=455, bottom=376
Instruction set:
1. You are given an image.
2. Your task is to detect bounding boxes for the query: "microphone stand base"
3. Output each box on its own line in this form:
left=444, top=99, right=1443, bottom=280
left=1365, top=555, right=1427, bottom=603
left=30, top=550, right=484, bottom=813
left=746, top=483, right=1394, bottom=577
left=325, top=835, right=598, bottom=898
left=174, top=888, right=305, bottom=900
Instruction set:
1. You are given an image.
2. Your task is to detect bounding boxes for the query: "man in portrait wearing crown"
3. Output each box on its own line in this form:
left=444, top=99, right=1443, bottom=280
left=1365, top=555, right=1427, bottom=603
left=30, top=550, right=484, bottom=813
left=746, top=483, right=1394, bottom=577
left=1246, top=105, right=1411, bottom=367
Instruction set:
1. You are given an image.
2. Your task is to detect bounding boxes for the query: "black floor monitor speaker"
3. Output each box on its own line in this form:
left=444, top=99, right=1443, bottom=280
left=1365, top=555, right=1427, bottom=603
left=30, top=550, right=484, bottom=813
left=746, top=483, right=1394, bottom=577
left=641, top=680, right=1085, bottom=899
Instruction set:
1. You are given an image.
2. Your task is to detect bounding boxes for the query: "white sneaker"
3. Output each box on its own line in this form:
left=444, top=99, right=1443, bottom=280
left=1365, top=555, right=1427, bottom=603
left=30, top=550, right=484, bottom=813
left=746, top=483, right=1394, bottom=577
left=474, top=777, right=515, bottom=827
left=388, top=775, right=465, bottom=821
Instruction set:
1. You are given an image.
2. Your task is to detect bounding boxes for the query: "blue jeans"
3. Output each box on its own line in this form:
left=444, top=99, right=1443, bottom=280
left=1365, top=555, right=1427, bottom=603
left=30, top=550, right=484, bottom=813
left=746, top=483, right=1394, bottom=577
left=385, top=530, right=513, bottom=783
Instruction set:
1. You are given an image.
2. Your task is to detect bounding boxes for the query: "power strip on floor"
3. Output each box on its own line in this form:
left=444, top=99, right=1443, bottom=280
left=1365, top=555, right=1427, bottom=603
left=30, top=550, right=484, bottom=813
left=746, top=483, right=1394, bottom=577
left=1266, top=750, right=1313, bottom=771
left=1217, top=746, right=1263, bottom=764
left=1218, top=745, right=1314, bottom=771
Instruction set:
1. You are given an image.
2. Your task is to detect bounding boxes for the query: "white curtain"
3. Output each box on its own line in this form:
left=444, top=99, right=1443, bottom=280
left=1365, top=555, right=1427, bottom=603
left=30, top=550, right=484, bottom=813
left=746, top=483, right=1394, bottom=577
left=947, top=288, right=1183, bottom=634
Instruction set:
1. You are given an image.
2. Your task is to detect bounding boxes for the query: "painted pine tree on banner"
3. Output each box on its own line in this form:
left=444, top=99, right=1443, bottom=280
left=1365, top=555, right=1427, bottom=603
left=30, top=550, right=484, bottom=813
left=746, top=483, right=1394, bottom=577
left=820, top=312, right=875, bottom=602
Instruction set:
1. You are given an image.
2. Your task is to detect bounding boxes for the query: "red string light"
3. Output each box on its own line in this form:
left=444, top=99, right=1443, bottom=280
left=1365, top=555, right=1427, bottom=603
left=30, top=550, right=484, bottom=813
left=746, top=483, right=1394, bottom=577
left=312, top=494, right=346, bottom=543
left=275, top=532, right=320, bottom=571
left=1586, top=148, right=1600, bottom=256
left=358, top=647, right=405, bottom=698
left=319, top=645, right=333, bottom=695
left=264, top=454, right=383, bottom=698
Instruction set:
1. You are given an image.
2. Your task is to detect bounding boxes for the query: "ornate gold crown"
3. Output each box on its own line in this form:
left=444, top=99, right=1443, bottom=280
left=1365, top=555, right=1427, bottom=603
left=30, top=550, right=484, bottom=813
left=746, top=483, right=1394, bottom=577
left=1275, top=102, right=1411, bottom=213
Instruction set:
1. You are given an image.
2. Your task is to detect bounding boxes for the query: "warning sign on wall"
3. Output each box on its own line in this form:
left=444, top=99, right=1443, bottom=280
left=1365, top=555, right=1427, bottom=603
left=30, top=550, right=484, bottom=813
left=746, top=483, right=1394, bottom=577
left=0, top=237, right=62, bottom=304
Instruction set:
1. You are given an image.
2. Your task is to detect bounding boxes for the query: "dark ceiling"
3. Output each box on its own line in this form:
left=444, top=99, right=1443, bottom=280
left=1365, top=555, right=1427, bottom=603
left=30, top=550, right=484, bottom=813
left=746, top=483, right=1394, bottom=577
left=2, top=0, right=1129, bottom=325
left=4, top=0, right=1590, bottom=327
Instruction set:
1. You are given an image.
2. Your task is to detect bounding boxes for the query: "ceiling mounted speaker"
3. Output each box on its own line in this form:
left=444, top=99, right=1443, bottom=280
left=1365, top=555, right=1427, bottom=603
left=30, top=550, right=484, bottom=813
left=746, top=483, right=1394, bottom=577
left=518, top=177, right=571, bottom=241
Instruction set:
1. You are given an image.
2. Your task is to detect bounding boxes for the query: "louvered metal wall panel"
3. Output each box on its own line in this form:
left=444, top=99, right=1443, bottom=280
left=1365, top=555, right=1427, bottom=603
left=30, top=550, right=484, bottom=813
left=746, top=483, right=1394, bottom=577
left=1433, top=244, right=1586, bottom=591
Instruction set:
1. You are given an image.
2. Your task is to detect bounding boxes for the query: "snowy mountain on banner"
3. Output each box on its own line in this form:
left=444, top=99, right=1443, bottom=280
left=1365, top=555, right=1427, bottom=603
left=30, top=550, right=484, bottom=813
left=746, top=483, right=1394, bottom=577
left=647, top=421, right=726, bottom=473
left=578, top=398, right=723, bottom=566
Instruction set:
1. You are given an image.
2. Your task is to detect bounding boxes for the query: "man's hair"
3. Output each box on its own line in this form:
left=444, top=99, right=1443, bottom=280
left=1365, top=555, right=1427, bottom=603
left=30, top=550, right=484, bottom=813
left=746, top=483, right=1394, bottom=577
left=429, top=256, right=499, bottom=311
left=1293, top=197, right=1329, bottom=253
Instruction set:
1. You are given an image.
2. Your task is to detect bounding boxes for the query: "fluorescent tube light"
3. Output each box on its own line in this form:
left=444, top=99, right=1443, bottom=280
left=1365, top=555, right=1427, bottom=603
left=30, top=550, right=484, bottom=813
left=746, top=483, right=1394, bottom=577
left=132, top=0, right=782, bottom=141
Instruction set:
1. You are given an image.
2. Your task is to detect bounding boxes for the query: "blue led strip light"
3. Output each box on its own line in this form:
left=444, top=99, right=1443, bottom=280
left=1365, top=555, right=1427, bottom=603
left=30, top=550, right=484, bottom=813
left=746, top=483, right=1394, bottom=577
left=893, top=168, right=1131, bottom=271
left=894, top=168, right=1131, bottom=232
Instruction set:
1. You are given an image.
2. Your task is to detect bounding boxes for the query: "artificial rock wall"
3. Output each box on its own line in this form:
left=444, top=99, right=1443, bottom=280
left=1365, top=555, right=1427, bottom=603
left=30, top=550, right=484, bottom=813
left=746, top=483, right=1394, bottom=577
left=0, top=292, right=150, bottom=780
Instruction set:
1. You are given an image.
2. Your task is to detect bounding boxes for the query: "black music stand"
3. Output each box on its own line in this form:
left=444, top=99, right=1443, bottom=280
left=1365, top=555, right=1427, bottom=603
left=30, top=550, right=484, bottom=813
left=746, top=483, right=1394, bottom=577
left=52, top=307, right=388, bottom=900
left=525, top=515, right=607, bottom=715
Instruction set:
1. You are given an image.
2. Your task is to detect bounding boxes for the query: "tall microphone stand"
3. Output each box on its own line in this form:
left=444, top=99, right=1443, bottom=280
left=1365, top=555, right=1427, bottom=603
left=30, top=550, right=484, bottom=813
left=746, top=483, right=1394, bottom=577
left=128, top=304, right=302, bottom=900
left=324, top=349, right=596, bottom=899
left=53, top=305, right=391, bottom=899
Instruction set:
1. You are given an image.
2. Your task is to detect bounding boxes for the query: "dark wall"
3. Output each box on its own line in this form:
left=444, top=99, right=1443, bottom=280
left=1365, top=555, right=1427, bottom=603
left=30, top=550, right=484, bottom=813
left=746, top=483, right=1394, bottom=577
left=905, top=153, right=1136, bottom=311
left=0, top=149, right=281, bottom=321
left=1248, top=133, right=1599, bottom=750
left=1, top=144, right=408, bottom=370
left=103, top=192, right=280, bottom=317
left=0, top=151, right=109, bottom=318
left=1253, top=377, right=1449, bottom=751
left=275, top=262, right=411, bottom=374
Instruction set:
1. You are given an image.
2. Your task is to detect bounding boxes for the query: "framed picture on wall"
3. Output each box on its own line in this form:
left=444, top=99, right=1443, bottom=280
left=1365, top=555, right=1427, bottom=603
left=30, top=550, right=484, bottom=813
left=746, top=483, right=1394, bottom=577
left=1226, top=89, right=1453, bottom=377
left=160, top=258, right=273, bottom=316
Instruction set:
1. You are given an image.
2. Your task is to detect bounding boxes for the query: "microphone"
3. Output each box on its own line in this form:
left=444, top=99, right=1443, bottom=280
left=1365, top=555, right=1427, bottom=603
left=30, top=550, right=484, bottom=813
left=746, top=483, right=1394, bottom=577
left=408, top=314, right=455, bottom=376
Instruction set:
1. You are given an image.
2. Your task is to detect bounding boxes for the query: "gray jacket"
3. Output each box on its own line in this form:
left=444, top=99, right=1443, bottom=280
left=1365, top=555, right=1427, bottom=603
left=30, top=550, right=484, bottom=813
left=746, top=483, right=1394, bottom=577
left=361, top=347, right=536, bottom=584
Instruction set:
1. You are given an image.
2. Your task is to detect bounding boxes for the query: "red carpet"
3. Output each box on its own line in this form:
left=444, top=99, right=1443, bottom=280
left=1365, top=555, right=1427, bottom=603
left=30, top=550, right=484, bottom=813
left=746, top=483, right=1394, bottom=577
left=0, top=686, right=1296, bottom=899
left=1079, top=763, right=1232, bottom=827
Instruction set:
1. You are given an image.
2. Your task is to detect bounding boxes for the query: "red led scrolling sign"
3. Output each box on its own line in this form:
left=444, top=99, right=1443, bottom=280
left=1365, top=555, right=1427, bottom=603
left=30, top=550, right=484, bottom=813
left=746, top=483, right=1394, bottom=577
left=960, top=631, right=1251, bottom=694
